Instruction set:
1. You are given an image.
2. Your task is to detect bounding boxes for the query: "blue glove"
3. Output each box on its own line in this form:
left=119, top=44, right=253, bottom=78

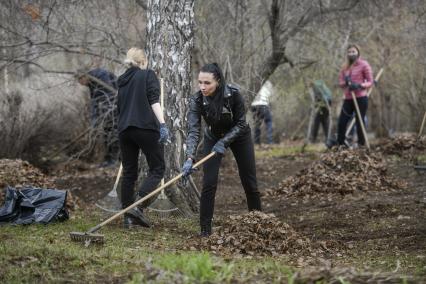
left=181, top=159, right=194, bottom=177
left=212, top=140, right=226, bottom=155
left=181, top=158, right=195, bottom=186
left=158, top=123, right=170, bottom=144
left=349, top=83, right=363, bottom=91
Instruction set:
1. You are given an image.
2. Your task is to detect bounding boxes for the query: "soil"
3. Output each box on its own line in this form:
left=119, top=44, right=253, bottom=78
left=211, top=144, right=426, bottom=272
left=2, top=139, right=425, bottom=278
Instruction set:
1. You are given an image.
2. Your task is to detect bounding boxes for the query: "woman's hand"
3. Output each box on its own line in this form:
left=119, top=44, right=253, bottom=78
left=212, top=140, right=226, bottom=155
left=158, top=123, right=170, bottom=144
left=181, top=158, right=194, bottom=177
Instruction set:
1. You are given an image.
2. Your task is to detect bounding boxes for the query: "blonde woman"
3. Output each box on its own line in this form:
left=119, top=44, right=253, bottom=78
left=117, top=47, right=169, bottom=228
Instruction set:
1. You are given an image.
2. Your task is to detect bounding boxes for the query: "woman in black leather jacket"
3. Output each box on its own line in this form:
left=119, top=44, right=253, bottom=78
left=181, top=63, right=262, bottom=236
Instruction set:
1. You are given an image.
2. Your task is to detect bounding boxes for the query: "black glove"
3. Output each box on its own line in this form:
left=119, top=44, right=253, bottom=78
left=158, top=123, right=170, bottom=144
left=349, top=82, right=363, bottom=91
left=212, top=140, right=226, bottom=155
left=344, top=75, right=351, bottom=86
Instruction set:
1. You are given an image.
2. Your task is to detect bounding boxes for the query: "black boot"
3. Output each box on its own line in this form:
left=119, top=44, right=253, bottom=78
left=247, top=194, right=262, bottom=212
left=123, top=207, right=151, bottom=228
left=200, top=223, right=212, bottom=237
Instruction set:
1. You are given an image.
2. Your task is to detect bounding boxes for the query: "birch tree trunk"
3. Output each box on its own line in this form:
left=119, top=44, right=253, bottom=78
left=145, top=0, right=197, bottom=215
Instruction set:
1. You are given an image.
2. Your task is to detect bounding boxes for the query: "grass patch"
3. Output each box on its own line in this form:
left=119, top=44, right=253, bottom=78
left=255, top=143, right=325, bottom=159
left=0, top=211, right=298, bottom=283
left=1, top=209, right=423, bottom=282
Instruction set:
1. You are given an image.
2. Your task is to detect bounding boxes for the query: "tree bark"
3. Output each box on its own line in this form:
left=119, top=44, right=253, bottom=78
left=145, top=0, right=197, bottom=215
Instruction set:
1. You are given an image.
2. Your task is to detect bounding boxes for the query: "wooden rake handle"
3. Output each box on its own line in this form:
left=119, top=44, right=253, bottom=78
left=88, top=152, right=216, bottom=233
left=351, top=92, right=370, bottom=149
left=419, top=111, right=426, bottom=138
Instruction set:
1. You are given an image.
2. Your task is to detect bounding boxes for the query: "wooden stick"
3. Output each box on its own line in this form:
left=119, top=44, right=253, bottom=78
left=108, top=164, right=122, bottom=198
left=88, top=152, right=216, bottom=234
left=290, top=115, right=309, bottom=140
left=367, top=68, right=384, bottom=97
left=418, top=111, right=426, bottom=138
left=160, top=78, right=165, bottom=187
left=351, top=92, right=370, bottom=149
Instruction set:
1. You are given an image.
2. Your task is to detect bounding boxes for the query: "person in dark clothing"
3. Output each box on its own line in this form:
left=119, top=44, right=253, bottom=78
left=181, top=63, right=262, bottom=237
left=117, top=47, right=170, bottom=228
left=337, top=44, right=373, bottom=147
left=309, top=80, right=332, bottom=143
left=77, top=68, right=119, bottom=166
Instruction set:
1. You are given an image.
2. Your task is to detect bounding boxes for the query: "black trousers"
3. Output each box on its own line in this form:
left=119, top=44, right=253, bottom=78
left=200, top=129, right=262, bottom=227
left=310, top=108, right=329, bottom=143
left=337, top=97, right=368, bottom=146
left=119, top=127, right=165, bottom=208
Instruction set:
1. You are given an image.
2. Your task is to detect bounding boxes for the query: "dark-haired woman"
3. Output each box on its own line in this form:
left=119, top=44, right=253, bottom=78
left=181, top=63, right=262, bottom=236
left=337, top=44, right=373, bottom=146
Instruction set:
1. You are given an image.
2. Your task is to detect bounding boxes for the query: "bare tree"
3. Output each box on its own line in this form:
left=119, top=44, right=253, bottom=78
left=146, top=0, right=197, bottom=214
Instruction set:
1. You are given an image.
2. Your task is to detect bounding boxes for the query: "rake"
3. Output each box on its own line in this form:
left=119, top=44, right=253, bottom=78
left=95, top=163, right=122, bottom=213
left=69, top=152, right=215, bottom=244
left=145, top=78, right=186, bottom=221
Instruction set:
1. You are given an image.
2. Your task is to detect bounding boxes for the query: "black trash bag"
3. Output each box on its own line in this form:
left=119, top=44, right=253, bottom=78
left=0, top=186, right=69, bottom=225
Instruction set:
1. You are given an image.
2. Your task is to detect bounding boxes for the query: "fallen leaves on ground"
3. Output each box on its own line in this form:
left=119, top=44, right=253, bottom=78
left=0, top=159, right=79, bottom=210
left=266, top=148, right=407, bottom=197
left=185, top=211, right=312, bottom=257
left=374, top=134, right=426, bottom=159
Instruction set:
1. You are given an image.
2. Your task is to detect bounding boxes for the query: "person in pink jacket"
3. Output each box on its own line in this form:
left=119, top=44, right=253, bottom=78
left=337, top=44, right=373, bottom=146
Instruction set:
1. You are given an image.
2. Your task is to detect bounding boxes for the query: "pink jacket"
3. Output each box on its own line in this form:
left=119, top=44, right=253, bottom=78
left=339, top=58, right=373, bottom=100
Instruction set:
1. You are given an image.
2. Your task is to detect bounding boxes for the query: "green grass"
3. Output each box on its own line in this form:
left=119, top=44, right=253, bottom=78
left=1, top=210, right=423, bottom=283
left=0, top=213, right=298, bottom=283
left=255, top=143, right=325, bottom=159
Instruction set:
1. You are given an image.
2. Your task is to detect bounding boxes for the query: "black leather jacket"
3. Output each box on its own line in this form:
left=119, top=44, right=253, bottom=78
left=185, top=85, right=250, bottom=160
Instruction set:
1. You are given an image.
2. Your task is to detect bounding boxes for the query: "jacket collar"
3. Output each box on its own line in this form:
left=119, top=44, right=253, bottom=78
left=202, top=85, right=232, bottom=106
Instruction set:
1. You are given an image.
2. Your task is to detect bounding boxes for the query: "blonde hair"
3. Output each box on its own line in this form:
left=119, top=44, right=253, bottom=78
left=124, top=47, right=147, bottom=68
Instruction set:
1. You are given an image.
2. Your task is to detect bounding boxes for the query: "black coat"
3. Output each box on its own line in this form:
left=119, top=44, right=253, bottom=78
left=185, top=85, right=250, bottom=160
left=117, top=66, right=160, bottom=134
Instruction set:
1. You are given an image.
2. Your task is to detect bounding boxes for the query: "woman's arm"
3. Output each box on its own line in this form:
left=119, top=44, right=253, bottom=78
left=151, top=102, right=165, bottom=123
left=221, top=87, right=248, bottom=147
left=361, top=61, right=374, bottom=89
left=145, top=69, right=166, bottom=123
left=338, top=69, right=348, bottom=89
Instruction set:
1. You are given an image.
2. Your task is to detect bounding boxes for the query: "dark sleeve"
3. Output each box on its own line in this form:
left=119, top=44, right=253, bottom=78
left=221, top=90, right=248, bottom=147
left=109, top=72, right=118, bottom=90
left=116, top=92, right=120, bottom=116
left=185, top=94, right=202, bottom=160
left=146, top=69, right=160, bottom=105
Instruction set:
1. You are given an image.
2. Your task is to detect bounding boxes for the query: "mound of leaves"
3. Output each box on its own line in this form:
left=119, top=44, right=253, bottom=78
left=186, top=211, right=311, bottom=257
left=0, top=159, right=78, bottom=210
left=268, top=148, right=406, bottom=197
left=374, top=134, right=426, bottom=157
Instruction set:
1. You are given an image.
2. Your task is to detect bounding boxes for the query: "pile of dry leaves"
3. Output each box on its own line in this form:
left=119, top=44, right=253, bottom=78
left=374, top=134, right=426, bottom=158
left=186, top=211, right=311, bottom=257
left=0, top=159, right=78, bottom=210
left=267, top=148, right=406, bottom=197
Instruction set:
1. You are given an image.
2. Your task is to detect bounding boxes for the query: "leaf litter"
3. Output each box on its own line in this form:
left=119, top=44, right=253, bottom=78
left=185, top=211, right=316, bottom=257
left=266, top=148, right=407, bottom=197
left=0, top=159, right=79, bottom=210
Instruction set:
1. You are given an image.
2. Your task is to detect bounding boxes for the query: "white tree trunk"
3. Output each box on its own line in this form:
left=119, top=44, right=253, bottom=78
left=146, top=0, right=197, bottom=214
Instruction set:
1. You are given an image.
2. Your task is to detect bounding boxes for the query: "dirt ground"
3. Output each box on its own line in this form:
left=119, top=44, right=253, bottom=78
left=213, top=145, right=426, bottom=274
left=39, top=141, right=426, bottom=278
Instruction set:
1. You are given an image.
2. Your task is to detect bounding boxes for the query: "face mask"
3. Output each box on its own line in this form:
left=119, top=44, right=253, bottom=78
left=348, top=54, right=358, bottom=63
